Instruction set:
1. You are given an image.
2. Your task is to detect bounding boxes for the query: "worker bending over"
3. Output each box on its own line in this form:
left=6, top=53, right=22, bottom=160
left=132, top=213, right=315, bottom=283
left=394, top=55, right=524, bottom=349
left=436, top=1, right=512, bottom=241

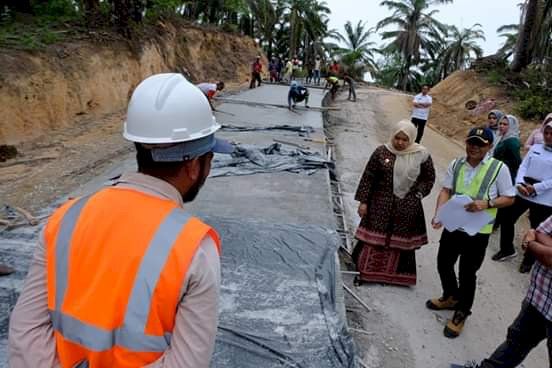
left=324, top=76, right=340, bottom=100
left=197, top=81, right=225, bottom=111
left=288, top=81, right=310, bottom=110
left=9, top=73, right=234, bottom=368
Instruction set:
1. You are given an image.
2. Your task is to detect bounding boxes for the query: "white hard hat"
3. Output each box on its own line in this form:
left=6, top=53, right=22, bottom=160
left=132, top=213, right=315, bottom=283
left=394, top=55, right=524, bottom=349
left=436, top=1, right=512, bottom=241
left=124, top=73, right=220, bottom=144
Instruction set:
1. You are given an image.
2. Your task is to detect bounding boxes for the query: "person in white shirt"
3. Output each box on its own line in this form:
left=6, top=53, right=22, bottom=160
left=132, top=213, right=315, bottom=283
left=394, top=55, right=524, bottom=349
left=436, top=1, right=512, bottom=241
left=411, top=85, right=433, bottom=143
left=314, top=56, right=321, bottom=85
left=497, top=121, right=552, bottom=273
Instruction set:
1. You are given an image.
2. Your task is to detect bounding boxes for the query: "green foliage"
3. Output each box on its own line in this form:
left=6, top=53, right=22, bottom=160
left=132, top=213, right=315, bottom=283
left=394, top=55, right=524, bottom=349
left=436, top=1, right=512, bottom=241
left=32, top=0, right=78, bottom=19
left=144, top=0, right=182, bottom=19
left=486, top=68, right=506, bottom=85
left=0, top=15, right=67, bottom=50
left=511, top=68, right=552, bottom=120
left=515, top=95, right=552, bottom=120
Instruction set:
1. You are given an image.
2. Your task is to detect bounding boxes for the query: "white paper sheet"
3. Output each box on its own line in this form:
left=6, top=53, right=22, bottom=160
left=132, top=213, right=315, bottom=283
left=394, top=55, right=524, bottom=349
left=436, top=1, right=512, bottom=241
left=436, top=194, right=494, bottom=236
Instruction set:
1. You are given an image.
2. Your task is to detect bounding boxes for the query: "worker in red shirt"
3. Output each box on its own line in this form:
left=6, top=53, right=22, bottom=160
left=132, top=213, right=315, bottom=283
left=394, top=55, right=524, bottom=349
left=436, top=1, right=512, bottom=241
left=330, top=60, right=340, bottom=76
left=250, top=56, right=263, bottom=89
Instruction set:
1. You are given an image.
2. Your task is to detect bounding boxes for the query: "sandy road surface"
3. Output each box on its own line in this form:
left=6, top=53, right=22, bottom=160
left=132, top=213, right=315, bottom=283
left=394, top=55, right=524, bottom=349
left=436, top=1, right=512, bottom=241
left=330, top=86, right=545, bottom=368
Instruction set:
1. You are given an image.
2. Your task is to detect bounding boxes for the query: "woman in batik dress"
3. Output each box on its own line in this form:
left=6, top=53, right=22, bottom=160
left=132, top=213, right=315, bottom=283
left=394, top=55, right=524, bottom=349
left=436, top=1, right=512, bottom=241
left=352, top=120, right=436, bottom=286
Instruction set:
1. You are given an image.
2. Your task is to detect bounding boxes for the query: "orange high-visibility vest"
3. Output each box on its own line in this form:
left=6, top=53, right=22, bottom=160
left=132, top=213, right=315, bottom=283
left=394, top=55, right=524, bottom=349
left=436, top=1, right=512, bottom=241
left=44, top=187, right=221, bottom=368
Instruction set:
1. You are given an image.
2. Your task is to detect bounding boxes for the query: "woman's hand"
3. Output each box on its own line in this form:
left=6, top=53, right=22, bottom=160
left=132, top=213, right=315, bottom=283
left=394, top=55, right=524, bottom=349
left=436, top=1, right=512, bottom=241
left=431, top=216, right=442, bottom=230
left=358, top=203, right=368, bottom=218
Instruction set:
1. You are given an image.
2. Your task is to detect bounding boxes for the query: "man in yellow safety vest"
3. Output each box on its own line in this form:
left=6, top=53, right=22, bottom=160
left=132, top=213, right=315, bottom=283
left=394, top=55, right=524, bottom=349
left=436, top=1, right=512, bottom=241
left=427, top=127, right=515, bottom=338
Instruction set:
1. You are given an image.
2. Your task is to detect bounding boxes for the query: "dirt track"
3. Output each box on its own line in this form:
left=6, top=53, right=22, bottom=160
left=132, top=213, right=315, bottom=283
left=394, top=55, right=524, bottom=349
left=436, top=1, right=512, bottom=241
left=330, top=86, right=545, bottom=368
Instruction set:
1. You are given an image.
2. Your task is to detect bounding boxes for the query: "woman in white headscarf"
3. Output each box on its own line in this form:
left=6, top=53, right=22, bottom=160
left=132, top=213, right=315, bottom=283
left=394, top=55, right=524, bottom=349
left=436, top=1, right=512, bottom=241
left=353, top=120, right=436, bottom=286
left=494, top=114, right=522, bottom=182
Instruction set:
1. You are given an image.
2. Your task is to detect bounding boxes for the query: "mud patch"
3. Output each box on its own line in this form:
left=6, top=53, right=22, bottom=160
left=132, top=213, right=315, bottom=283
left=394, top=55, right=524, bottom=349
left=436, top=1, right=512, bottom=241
left=0, top=146, right=17, bottom=162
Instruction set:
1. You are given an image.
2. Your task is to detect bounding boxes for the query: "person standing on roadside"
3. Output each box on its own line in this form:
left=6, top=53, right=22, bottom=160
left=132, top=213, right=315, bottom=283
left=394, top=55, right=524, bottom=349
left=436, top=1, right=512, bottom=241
left=353, top=120, right=435, bottom=286
left=268, top=57, right=278, bottom=83
left=490, top=114, right=522, bottom=237
left=427, top=127, right=515, bottom=339
left=487, top=110, right=505, bottom=149
left=495, top=120, right=552, bottom=272
left=343, top=73, right=357, bottom=102
left=250, top=56, right=263, bottom=89
left=469, top=215, right=552, bottom=368
left=525, top=113, right=552, bottom=151
left=493, top=115, right=522, bottom=183
left=314, top=56, right=322, bottom=85
left=411, top=85, right=433, bottom=143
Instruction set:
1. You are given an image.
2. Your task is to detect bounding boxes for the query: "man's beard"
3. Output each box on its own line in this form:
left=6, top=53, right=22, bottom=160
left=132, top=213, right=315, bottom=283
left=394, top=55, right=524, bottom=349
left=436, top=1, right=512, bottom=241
left=182, top=160, right=208, bottom=203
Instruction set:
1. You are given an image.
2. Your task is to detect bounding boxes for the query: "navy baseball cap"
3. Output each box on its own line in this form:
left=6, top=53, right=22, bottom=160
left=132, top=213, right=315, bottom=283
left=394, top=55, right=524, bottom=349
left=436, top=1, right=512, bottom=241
left=466, top=127, right=494, bottom=145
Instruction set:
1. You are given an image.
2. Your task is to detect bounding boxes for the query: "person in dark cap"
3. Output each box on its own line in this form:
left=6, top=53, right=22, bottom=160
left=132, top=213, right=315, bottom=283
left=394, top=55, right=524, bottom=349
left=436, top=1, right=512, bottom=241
left=427, top=127, right=515, bottom=338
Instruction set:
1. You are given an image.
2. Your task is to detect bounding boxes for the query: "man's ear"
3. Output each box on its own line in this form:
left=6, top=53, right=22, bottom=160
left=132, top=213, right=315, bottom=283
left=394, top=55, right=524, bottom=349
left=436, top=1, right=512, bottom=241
left=181, top=158, right=201, bottom=181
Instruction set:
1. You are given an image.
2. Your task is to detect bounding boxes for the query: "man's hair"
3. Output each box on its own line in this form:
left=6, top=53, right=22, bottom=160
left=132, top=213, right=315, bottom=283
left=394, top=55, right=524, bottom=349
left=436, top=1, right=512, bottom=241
left=135, top=143, right=184, bottom=178
left=135, top=143, right=212, bottom=179
left=217, top=81, right=225, bottom=90
left=422, top=85, right=430, bottom=89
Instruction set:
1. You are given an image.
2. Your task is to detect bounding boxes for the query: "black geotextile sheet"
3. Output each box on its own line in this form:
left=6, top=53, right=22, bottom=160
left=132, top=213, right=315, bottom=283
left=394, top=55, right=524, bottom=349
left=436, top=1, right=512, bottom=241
left=206, top=217, right=356, bottom=368
left=210, top=143, right=332, bottom=178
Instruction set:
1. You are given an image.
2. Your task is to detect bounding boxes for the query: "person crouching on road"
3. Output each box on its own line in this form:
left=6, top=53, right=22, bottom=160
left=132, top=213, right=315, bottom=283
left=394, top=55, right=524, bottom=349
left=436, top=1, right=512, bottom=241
left=288, top=81, right=310, bottom=110
left=428, top=127, right=515, bottom=338
left=9, top=73, right=234, bottom=368
left=196, top=80, right=225, bottom=111
left=353, top=120, right=435, bottom=286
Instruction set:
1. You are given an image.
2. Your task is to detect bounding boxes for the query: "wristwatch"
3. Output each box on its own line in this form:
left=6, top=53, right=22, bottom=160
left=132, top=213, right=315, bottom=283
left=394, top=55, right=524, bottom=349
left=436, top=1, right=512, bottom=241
left=487, top=199, right=496, bottom=208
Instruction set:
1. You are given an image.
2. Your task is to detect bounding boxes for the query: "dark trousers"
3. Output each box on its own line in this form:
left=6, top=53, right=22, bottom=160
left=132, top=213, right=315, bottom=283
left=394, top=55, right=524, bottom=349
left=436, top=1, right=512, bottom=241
left=348, top=84, right=356, bottom=101
left=250, top=72, right=261, bottom=88
left=480, top=303, right=552, bottom=368
left=437, top=230, right=490, bottom=314
left=411, top=117, right=427, bottom=143
left=499, top=196, right=552, bottom=266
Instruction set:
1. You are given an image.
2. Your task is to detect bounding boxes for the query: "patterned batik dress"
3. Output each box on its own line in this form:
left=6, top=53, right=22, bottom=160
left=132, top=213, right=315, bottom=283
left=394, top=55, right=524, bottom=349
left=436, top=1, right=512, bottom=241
left=353, top=145, right=435, bottom=286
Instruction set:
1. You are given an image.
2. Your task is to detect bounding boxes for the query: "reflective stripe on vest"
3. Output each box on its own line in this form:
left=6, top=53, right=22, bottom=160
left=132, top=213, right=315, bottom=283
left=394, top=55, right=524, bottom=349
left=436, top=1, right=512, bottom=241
left=452, top=158, right=503, bottom=234
left=44, top=188, right=221, bottom=368
left=49, top=195, right=194, bottom=352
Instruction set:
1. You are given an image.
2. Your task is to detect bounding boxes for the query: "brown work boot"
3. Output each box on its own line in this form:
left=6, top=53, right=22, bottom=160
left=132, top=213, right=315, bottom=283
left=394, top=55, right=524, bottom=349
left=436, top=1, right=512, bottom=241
left=0, top=264, right=15, bottom=276
left=444, top=310, right=469, bottom=338
left=426, top=296, right=459, bottom=310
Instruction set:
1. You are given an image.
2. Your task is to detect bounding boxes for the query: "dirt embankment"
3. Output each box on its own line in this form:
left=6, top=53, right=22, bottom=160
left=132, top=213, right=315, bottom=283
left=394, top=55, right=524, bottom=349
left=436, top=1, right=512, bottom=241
left=0, top=23, right=263, bottom=211
left=428, top=70, right=540, bottom=144
left=0, top=22, right=263, bottom=146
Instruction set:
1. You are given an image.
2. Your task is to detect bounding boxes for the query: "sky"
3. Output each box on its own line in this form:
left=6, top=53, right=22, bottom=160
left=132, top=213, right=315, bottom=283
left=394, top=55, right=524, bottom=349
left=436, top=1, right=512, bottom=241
left=325, top=0, right=522, bottom=56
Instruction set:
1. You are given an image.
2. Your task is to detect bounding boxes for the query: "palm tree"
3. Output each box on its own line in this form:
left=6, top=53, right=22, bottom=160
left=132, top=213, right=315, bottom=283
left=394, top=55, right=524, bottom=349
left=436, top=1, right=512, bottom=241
left=247, top=0, right=285, bottom=58
left=335, top=21, right=378, bottom=76
left=377, top=0, right=452, bottom=90
left=285, top=0, right=331, bottom=58
left=496, top=24, right=519, bottom=58
left=439, top=24, right=485, bottom=77
left=512, top=0, right=539, bottom=71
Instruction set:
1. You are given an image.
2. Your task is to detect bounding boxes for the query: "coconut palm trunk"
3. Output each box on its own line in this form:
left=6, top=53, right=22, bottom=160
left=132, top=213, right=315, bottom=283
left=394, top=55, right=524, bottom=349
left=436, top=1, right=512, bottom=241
left=511, top=0, right=539, bottom=72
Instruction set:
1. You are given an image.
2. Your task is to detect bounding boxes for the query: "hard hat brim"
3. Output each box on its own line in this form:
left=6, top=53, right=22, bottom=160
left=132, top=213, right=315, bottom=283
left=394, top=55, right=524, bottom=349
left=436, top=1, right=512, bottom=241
left=150, top=134, right=234, bottom=162
left=212, top=137, right=235, bottom=154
